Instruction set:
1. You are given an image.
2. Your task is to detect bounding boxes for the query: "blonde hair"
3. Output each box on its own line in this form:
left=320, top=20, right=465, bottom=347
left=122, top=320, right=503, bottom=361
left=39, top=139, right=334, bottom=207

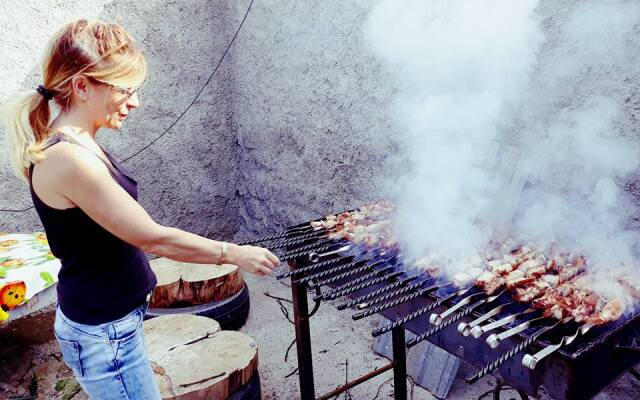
left=2, top=19, right=147, bottom=180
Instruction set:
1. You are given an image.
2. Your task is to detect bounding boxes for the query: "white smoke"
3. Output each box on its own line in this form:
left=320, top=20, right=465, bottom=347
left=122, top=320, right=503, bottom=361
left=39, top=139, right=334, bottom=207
left=365, top=0, right=543, bottom=272
left=366, top=0, right=640, bottom=289
left=510, top=1, right=640, bottom=273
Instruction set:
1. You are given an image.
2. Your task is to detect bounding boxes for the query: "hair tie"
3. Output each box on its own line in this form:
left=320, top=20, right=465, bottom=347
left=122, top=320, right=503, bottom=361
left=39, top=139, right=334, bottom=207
left=36, top=85, right=55, bottom=101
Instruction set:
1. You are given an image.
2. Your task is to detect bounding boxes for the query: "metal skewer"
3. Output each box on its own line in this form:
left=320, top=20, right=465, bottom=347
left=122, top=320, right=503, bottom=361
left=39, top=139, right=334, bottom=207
left=486, top=315, right=551, bottom=349
left=315, top=267, right=403, bottom=302
left=353, top=283, right=460, bottom=322
left=406, top=290, right=506, bottom=347
left=470, top=307, right=537, bottom=339
left=279, top=239, right=354, bottom=262
left=309, top=264, right=394, bottom=289
left=466, top=317, right=572, bottom=384
left=279, top=244, right=336, bottom=263
left=238, top=224, right=324, bottom=245
left=318, top=270, right=405, bottom=302
left=429, top=290, right=500, bottom=326
left=458, top=302, right=514, bottom=337
left=522, top=322, right=594, bottom=369
left=266, top=231, right=331, bottom=250
left=277, top=253, right=359, bottom=280
left=270, top=236, right=332, bottom=253
left=308, top=244, right=355, bottom=263
left=302, top=253, right=396, bottom=287
left=354, top=274, right=436, bottom=310
left=291, top=259, right=362, bottom=286
left=292, top=252, right=392, bottom=286
left=276, top=257, right=353, bottom=279
left=283, top=238, right=343, bottom=256
left=336, top=274, right=420, bottom=311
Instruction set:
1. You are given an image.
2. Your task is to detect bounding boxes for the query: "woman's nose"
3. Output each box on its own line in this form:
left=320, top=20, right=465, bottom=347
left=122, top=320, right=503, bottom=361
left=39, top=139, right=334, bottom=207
left=127, top=91, right=140, bottom=108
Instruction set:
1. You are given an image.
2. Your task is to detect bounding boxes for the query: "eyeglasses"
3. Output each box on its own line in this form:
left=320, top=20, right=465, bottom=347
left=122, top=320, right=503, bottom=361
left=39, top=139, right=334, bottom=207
left=86, top=76, right=139, bottom=99
left=110, top=85, right=138, bottom=98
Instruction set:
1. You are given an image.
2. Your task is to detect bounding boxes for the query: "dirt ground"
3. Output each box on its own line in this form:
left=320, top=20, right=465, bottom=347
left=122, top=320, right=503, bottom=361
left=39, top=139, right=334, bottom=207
left=1, top=269, right=639, bottom=399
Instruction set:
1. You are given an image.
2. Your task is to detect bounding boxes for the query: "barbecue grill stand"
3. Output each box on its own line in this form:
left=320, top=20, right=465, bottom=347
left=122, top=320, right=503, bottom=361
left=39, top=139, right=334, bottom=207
left=614, top=328, right=640, bottom=384
left=289, top=258, right=408, bottom=400
left=479, top=380, right=529, bottom=400
left=275, top=216, right=640, bottom=400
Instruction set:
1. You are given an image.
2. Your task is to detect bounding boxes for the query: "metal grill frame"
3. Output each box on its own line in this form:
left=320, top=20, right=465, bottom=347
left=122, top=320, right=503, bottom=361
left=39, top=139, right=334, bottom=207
left=274, top=213, right=640, bottom=400
left=286, top=251, right=640, bottom=400
left=289, top=258, right=408, bottom=400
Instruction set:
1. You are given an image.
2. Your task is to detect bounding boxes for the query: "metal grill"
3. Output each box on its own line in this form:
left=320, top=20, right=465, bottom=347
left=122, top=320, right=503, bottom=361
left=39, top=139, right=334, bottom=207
left=247, top=213, right=640, bottom=399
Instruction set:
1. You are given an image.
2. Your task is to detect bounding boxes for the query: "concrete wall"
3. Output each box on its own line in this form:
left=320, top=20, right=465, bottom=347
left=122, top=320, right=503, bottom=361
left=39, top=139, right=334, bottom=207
left=229, top=0, right=400, bottom=238
left=0, top=0, right=241, bottom=239
left=2, top=0, right=640, bottom=241
left=228, top=0, right=640, bottom=238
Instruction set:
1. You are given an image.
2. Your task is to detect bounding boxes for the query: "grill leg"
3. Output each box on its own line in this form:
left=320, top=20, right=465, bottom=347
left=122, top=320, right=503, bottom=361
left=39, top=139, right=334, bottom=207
left=291, top=261, right=316, bottom=400
left=392, top=327, right=407, bottom=400
left=490, top=381, right=529, bottom=400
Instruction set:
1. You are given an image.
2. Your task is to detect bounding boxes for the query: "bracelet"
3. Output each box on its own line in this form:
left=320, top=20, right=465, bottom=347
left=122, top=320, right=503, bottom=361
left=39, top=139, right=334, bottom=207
left=220, top=242, right=228, bottom=264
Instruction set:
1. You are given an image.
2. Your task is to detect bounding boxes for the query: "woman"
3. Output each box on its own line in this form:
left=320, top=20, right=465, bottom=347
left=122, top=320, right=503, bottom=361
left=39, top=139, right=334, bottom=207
left=3, top=19, right=279, bottom=399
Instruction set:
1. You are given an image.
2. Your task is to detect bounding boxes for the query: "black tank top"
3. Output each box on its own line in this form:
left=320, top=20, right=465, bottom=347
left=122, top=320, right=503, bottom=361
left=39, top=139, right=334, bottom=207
left=29, top=134, right=157, bottom=325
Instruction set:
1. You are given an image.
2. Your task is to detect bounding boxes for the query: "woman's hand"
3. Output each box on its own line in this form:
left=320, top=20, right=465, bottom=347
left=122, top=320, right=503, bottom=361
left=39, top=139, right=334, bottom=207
left=226, top=243, right=280, bottom=276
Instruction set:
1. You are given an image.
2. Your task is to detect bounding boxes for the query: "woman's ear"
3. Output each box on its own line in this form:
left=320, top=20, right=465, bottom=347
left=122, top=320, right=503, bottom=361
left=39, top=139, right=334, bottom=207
left=71, top=75, right=89, bottom=102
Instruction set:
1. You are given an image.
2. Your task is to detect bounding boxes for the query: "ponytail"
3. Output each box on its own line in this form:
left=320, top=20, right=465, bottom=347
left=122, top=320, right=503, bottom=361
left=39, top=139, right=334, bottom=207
left=3, top=91, right=51, bottom=181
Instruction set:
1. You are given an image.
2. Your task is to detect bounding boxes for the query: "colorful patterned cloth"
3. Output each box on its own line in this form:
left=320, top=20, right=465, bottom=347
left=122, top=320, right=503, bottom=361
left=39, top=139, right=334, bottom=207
left=0, top=232, right=60, bottom=322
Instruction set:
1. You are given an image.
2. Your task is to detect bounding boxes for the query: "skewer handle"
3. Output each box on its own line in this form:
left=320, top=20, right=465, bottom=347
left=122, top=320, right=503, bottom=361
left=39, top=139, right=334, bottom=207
left=459, top=302, right=512, bottom=337
left=471, top=308, right=536, bottom=339
left=486, top=316, right=546, bottom=349
left=522, top=323, right=593, bottom=369
left=429, top=292, right=484, bottom=325
left=407, top=302, right=478, bottom=347
left=465, top=333, right=540, bottom=383
left=466, top=318, right=568, bottom=383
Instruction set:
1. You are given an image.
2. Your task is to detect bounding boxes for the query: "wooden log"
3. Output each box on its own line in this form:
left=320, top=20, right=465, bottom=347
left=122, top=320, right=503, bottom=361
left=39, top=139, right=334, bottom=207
left=144, top=315, right=258, bottom=399
left=144, top=314, right=221, bottom=361
left=149, top=258, right=244, bottom=308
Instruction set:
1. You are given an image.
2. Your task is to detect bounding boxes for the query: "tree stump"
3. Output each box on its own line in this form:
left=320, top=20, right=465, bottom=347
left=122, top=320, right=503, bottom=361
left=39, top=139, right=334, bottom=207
left=149, top=258, right=244, bottom=308
left=144, top=315, right=258, bottom=399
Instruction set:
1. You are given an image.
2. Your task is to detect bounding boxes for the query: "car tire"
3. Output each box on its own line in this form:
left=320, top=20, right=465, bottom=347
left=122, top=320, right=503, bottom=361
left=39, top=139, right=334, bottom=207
left=228, top=372, right=261, bottom=400
left=144, top=283, right=250, bottom=331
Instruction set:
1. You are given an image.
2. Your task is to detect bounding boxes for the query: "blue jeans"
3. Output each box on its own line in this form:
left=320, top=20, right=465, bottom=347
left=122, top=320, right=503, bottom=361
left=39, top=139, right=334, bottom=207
left=53, top=301, right=161, bottom=400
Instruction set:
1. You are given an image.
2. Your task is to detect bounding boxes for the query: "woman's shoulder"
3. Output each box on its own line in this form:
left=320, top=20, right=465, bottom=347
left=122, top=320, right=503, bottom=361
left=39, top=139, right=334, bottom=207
left=37, top=138, right=107, bottom=178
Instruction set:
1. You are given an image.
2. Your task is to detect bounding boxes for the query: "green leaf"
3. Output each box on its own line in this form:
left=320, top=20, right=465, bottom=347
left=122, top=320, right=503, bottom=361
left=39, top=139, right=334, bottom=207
left=55, top=379, right=68, bottom=392
left=40, top=271, right=55, bottom=287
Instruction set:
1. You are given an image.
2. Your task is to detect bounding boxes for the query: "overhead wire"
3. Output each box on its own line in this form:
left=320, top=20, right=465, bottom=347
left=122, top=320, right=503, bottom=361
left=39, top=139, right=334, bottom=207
left=0, top=0, right=255, bottom=213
